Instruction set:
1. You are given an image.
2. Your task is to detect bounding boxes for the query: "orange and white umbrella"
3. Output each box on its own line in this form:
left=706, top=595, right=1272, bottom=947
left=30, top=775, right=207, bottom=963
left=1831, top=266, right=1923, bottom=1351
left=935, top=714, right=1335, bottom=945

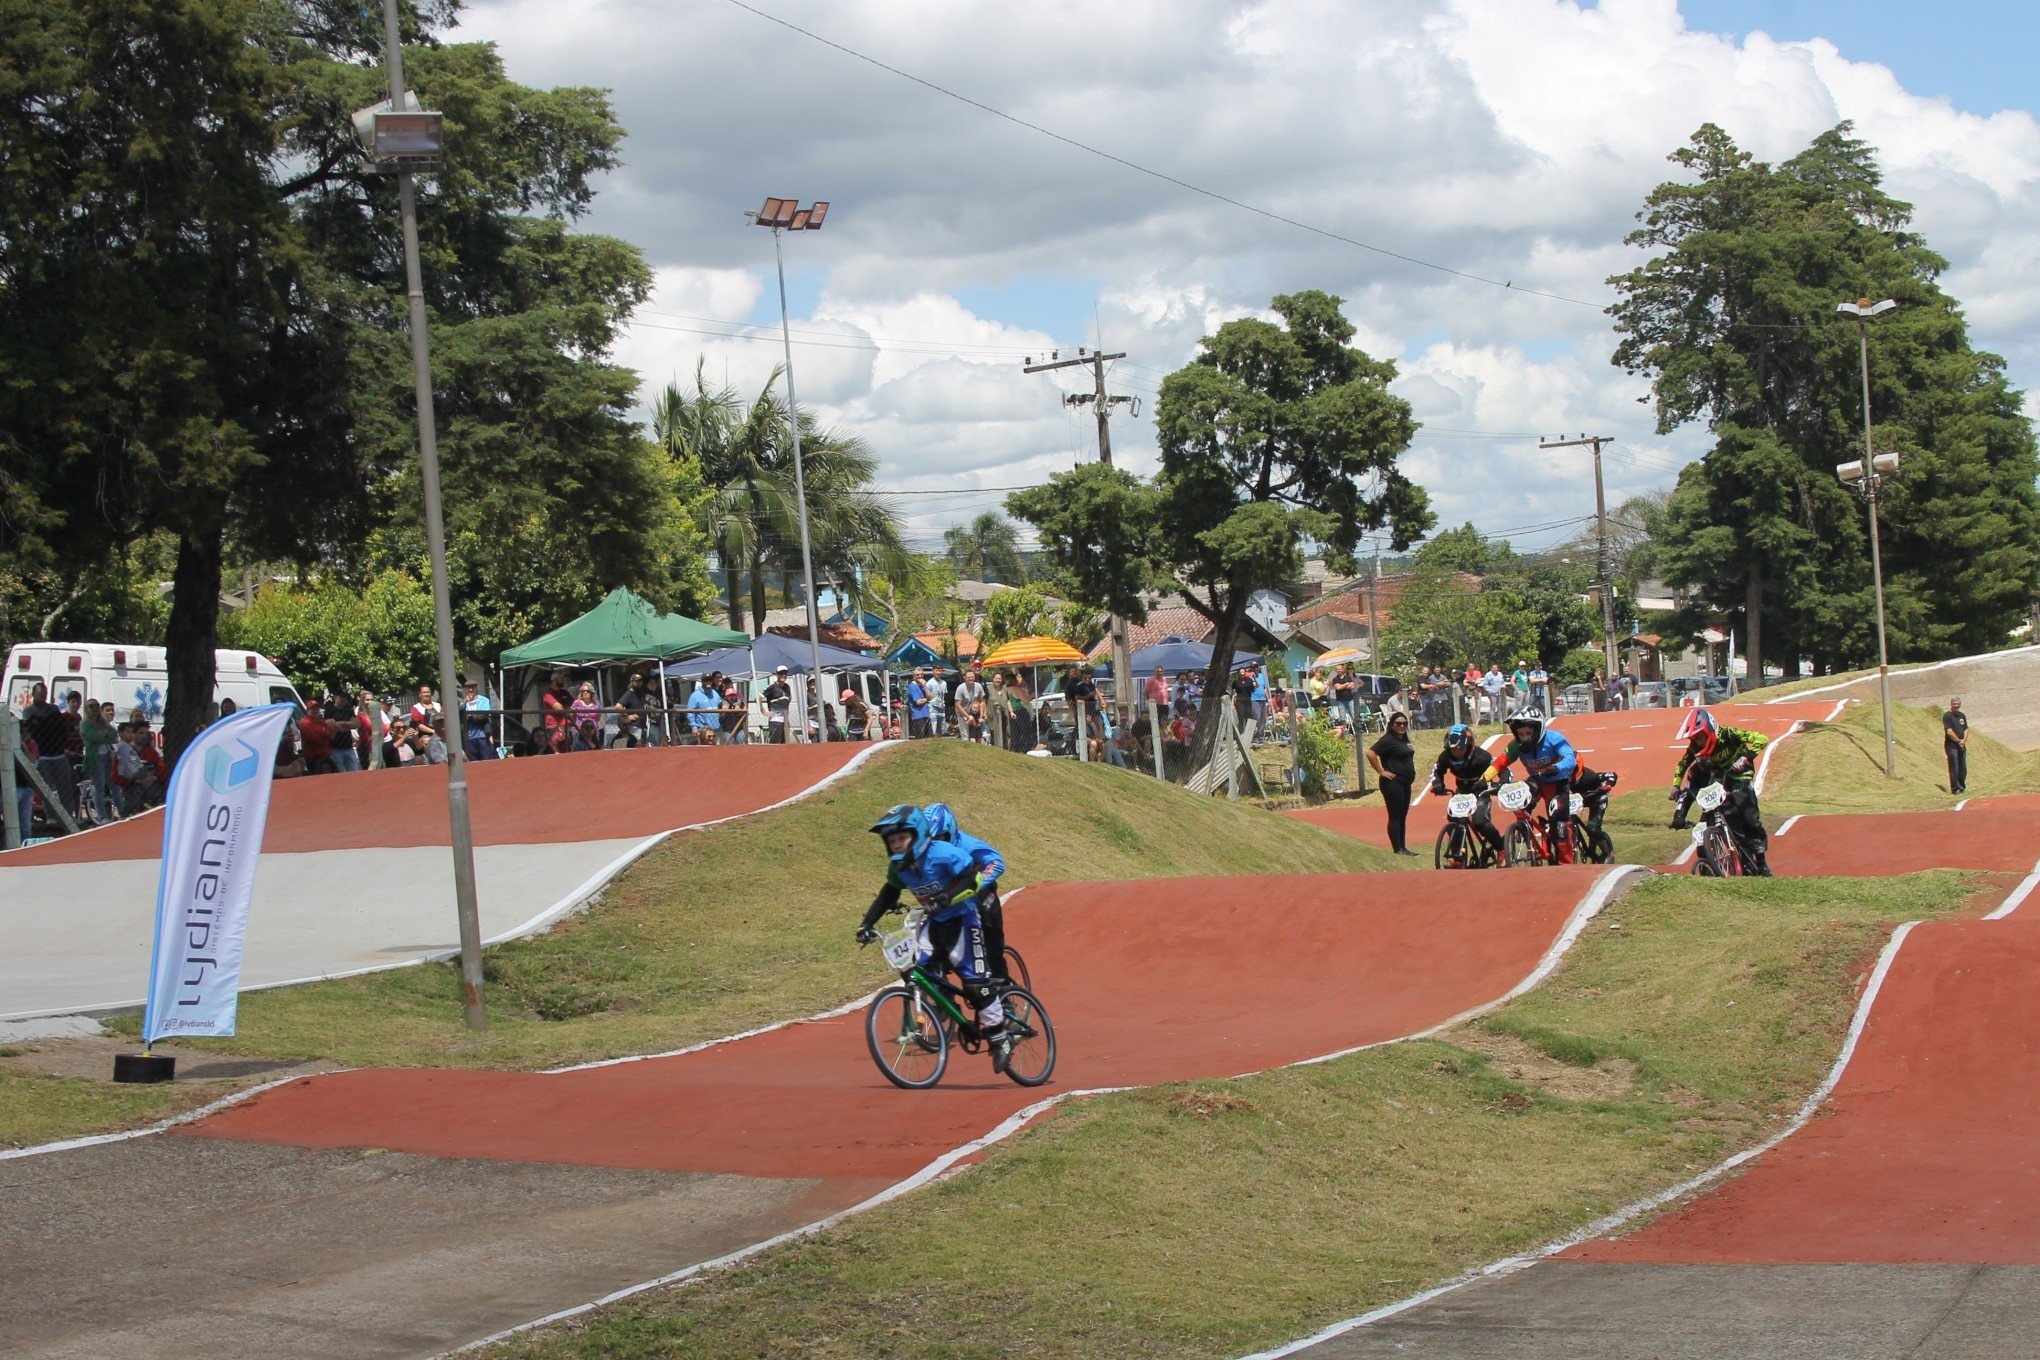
left=980, top=635, right=1087, bottom=667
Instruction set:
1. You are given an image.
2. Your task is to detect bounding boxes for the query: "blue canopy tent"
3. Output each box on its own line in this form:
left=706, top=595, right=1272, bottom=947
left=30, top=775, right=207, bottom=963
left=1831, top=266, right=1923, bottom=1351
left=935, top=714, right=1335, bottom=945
left=666, top=631, right=883, bottom=679
left=1092, top=637, right=1259, bottom=679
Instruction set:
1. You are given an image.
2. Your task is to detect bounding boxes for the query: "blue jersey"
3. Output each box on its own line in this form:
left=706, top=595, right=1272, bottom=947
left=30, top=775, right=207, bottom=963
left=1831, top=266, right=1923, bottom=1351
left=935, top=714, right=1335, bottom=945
left=947, top=828, right=1007, bottom=887
left=872, top=838, right=983, bottom=924
left=1500, top=729, right=1577, bottom=785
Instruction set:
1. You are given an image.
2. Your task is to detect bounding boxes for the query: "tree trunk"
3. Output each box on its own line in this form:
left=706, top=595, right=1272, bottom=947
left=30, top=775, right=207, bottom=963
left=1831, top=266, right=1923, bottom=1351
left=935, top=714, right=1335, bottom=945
left=749, top=556, right=768, bottom=635
left=1189, top=592, right=1249, bottom=768
left=163, top=525, right=227, bottom=769
left=723, top=554, right=744, bottom=631
left=1743, top=561, right=1763, bottom=686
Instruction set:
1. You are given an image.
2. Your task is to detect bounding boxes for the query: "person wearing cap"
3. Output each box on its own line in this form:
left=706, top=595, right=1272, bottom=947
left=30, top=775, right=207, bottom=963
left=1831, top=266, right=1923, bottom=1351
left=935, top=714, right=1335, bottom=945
left=763, top=665, right=793, bottom=743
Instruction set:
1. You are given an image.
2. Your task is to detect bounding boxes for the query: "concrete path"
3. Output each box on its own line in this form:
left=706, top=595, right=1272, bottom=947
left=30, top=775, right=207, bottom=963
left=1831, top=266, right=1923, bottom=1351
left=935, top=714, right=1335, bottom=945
left=0, top=744, right=880, bottom=1020
left=0, top=1134, right=858, bottom=1360
left=1756, top=644, right=2040, bottom=750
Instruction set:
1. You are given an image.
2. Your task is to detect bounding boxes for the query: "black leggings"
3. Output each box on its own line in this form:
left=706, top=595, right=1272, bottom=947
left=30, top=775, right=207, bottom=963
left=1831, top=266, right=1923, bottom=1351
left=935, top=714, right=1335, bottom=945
left=1380, top=776, right=1411, bottom=851
left=977, top=888, right=1007, bottom=979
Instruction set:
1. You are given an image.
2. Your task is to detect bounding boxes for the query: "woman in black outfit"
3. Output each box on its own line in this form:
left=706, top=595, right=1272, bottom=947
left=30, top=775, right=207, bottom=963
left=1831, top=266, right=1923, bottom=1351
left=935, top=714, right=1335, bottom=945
left=1367, top=710, right=1419, bottom=856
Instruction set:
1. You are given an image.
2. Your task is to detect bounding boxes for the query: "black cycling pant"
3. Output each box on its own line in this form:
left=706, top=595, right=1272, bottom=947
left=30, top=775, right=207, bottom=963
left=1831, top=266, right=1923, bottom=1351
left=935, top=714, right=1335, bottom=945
left=978, top=887, right=1008, bottom=980
left=1380, top=775, right=1411, bottom=851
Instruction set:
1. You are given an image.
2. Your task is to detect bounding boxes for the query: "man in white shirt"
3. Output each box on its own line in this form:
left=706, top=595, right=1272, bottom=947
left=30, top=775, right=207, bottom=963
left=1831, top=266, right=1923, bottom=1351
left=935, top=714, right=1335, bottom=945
left=953, top=668, right=987, bottom=742
left=927, top=670, right=949, bottom=736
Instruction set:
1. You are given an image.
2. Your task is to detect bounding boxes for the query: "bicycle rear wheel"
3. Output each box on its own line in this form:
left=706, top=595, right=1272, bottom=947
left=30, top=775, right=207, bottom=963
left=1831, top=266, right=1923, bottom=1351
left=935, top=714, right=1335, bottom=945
left=997, top=987, right=1057, bottom=1088
left=867, top=987, right=949, bottom=1089
left=1504, top=822, right=1543, bottom=867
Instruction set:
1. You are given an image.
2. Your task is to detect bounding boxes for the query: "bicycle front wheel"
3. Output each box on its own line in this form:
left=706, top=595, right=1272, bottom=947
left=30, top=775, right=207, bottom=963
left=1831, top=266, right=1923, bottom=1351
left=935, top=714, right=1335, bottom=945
left=1504, top=822, right=1543, bottom=867
left=997, top=987, right=1057, bottom=1088
left=867, top=987, right=949, bottom=1089
left=1002, top=946, right=1031, bottom=992
left=1435, top=821, right=1472, bottom=870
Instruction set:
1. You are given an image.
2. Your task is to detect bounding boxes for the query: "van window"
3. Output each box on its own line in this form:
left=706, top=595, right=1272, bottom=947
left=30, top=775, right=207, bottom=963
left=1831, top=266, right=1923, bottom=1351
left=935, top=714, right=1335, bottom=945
left=8, top=674, right=43, bottom=713
left=8, top=676, right=45, bottom=717
left=269, top=686, right=297, bottom=706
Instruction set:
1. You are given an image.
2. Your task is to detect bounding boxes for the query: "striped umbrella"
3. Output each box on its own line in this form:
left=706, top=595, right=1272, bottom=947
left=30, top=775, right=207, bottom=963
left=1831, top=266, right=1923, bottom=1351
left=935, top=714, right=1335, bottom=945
left=980, top=635, right=1087, bottom=667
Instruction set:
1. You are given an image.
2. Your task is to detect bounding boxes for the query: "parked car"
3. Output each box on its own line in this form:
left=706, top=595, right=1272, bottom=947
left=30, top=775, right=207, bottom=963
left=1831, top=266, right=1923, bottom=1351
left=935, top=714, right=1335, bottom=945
left=1633, top=681, right=1669, bottom=709
left=1670, top=675, right=1734, bottom=705
left=1559, top=683, right=1595, bottom=716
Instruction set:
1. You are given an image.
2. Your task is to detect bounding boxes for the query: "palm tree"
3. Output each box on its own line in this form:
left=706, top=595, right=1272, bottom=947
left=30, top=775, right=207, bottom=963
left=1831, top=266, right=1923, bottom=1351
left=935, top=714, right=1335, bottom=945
left=942, top=511, right=1024, bottom=583
left=654, top=363, right=905, bottom=634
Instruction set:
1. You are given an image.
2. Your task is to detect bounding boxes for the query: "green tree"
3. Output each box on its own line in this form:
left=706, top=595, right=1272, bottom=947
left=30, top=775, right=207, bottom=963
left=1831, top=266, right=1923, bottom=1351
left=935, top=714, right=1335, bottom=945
left=656, top=365, right=903, bottom=633
left=0, top=2, right=698, bottom=762
left=975, top=584, right=1058, bottom=651
left=1611, top=122, right=2040, bottom=674
left=1015, top=291, right=1432, bottom=758
left=1005, top=465, right=1163, bottom=626
left=221, top=571, right=437, bottom=697
left=1410, top=522, right=1517, bottom=576
left=942, top=512, right=1026, bottom=584
left=1377, top=571, right=1537, bottom=678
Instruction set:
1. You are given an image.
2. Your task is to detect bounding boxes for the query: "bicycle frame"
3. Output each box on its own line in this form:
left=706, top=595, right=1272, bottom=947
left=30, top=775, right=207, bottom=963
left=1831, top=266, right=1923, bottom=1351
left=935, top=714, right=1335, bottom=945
left=1496, top=781, right=1584, bottom=863
left=880, top=911, right=991, bottom=1044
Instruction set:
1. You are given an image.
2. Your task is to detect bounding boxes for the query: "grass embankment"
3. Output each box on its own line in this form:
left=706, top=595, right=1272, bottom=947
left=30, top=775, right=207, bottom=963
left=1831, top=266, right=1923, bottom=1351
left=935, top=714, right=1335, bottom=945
left=1764, top=700, right=2040, bottom=818
left=3, top=740, right=1392, bottom=1148
left=481, top=870, right=1980, bottom=1360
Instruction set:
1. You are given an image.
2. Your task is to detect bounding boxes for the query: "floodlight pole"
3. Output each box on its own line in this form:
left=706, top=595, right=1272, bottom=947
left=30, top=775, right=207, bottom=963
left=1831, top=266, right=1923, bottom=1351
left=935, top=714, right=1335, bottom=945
left=1840, top=298, right=1899, bottom=778
left=757, top=204, right=830, bottom=739
left=381, top=0, right=486, bottom=1027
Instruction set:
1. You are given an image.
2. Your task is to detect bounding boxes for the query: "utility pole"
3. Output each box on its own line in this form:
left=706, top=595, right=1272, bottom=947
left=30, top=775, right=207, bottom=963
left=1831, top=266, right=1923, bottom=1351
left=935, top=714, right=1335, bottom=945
left=1541, top=434, right=1619, bottom=683
left=1024, top=347, right=1138, bottom=705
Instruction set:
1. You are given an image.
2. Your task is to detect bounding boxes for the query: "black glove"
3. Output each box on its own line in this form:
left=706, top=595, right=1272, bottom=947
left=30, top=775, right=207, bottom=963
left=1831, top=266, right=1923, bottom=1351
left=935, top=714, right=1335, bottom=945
left=854, top=925, right=878, bottom=945
left=1430, top=781, right=1447, bottom=797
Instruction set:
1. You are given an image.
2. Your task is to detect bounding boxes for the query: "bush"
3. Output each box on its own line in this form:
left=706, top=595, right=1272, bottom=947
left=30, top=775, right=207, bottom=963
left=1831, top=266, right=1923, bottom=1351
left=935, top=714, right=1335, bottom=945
left=1553, top=647, right=1605, bottom=688
left=1296, top=712, right=1348, bottom=801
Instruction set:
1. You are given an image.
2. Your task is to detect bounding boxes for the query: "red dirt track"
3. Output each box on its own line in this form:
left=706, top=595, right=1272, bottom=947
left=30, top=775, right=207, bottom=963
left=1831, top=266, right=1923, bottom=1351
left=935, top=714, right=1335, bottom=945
left=0, top=743, right=873, bottom=866
left=184, top=868, right=1619, bottom=1178
left=1568, top=918, right=2040, bottom=1265
left=1771, top=806, right=2040, bottom=877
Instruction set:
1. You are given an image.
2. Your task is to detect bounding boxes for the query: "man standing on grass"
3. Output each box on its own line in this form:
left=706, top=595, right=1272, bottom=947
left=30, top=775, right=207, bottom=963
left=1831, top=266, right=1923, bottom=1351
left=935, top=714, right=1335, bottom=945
left=1944, top=696, right=1969, bottom=795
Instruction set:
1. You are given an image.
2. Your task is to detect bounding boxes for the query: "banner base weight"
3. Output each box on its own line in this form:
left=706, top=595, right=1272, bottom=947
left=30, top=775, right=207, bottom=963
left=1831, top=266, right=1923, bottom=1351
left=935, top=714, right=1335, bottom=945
left=113, top=1053, right=176, bottom=1084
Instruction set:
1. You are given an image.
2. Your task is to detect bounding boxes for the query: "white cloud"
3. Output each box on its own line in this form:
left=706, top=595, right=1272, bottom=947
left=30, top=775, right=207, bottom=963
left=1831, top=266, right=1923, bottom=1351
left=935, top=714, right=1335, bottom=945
left=459, top=0, right=2040, bottom=548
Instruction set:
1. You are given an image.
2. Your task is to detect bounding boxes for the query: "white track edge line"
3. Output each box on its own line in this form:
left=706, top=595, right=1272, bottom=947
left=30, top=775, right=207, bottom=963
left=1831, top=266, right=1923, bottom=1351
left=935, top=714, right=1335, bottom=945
left=0, top=743, right=900, bottom=1156
left=1776, top=815, right=1802, bottom=838
left=1955, top=798, right=1970, bottom=812
left=1235, top=915, right=1924, bottom=1360
left=1764, top=645, right=2040, bottom=704
left=1984, top=859, right=2040, bottom=921
left=435, top=866, right=1649, bottom=1359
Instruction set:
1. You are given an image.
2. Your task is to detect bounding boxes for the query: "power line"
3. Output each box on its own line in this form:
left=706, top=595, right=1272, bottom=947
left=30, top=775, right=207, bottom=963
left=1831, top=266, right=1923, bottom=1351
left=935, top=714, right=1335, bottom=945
left=723, top=0, right=1606, bottom=311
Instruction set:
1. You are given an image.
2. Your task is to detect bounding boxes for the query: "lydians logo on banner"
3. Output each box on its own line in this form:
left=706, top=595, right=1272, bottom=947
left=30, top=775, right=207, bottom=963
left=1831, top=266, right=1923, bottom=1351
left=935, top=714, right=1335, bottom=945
left=142, top=702, right=295, bottom=1044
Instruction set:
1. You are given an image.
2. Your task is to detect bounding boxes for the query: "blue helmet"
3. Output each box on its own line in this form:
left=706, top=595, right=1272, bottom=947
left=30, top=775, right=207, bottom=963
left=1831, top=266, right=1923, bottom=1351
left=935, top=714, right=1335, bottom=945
left=923, top=802, right=960, bottom=843
left=870, top=803, right=932, bottom=867
left=1446, top=723, right=1472, bottom=751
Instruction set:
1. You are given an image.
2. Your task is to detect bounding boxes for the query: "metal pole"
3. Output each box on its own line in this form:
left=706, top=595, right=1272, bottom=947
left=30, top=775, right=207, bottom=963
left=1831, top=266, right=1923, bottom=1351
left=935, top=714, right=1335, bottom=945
left=1, top=710, right=21, bottom=850
left=1592, top=439, right=1618, bottom=678
left=382, top=0, right=484, bottom=1029
left=1094, top=352, right=1135, bottom=710
left=1859, top=318, right=1897, bottom=778
left=772, top=227, right=829, bottom=742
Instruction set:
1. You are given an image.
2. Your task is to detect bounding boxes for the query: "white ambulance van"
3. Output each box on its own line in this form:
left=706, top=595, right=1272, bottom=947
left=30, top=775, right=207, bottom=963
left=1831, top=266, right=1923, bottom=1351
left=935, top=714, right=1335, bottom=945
left=5, top=641, right=303, bottom=729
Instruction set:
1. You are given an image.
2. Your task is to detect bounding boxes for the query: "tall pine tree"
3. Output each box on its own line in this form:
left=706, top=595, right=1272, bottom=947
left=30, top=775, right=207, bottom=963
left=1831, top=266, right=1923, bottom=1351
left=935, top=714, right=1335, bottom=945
left=1611, top=123, right=2039, bottom=674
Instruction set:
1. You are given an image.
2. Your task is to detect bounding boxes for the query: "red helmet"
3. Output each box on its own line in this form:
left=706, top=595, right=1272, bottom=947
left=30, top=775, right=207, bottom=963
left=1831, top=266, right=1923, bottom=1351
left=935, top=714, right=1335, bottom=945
left=1676, top=706, right=1719, bottom=761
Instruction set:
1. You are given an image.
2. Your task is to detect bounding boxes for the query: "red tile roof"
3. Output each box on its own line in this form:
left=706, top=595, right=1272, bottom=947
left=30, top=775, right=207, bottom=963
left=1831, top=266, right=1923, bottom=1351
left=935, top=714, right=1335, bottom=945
left=1283, top=572, right=1481, bottom=629
left=1083, top=604, right=1215, bottom=659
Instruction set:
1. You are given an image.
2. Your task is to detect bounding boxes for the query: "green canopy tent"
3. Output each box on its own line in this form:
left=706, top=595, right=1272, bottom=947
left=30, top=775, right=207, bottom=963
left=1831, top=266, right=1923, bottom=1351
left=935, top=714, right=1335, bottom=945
left=498, top=588, right=748, bottom=741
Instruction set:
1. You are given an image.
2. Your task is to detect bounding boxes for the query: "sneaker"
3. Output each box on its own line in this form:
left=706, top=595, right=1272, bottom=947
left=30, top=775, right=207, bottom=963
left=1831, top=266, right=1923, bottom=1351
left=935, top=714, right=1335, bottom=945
left=1394, top=847, right=1419, bottom=857
left=989, top=1031, right=1014, bottom=1075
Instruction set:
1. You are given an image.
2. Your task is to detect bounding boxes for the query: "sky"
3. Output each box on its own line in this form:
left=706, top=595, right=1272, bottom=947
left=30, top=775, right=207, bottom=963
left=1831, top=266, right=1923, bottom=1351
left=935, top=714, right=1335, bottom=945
left=456, top=0, right=2040, bottom=558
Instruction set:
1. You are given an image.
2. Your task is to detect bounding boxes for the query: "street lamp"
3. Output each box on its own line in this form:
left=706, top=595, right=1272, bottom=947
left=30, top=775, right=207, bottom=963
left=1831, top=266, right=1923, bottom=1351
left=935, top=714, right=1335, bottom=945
left=1836, top=297, right=1899, bottom=779
left=749, top=197, right=831, bottom=741
left=356, top=0, right=486, bottom=1028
